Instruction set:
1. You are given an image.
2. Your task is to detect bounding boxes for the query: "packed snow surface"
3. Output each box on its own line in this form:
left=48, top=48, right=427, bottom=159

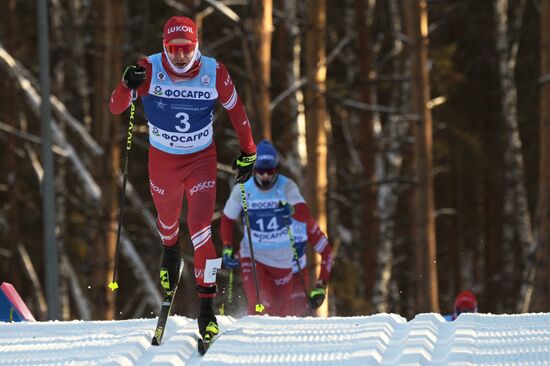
left=1, top=313, right=550, bottom=365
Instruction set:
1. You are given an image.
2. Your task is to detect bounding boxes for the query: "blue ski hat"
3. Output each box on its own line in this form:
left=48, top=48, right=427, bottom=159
left=255, top=140, right=279, bottom=169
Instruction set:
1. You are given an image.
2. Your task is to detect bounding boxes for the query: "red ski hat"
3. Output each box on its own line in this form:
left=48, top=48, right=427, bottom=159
left=454, top=290, right=478, bottom=312
left=163, top=16, right=197, bottom=44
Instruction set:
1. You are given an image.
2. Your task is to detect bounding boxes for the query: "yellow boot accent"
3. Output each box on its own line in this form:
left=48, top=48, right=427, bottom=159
left=160, top=269, right=170, bottom=290
left=203, top=321, right=219, bottom=341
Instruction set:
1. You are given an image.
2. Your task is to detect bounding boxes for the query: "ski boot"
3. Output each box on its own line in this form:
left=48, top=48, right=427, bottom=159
left=197, top=295, right=219, bottom=355
left=160, top=244, right=181, bottom=293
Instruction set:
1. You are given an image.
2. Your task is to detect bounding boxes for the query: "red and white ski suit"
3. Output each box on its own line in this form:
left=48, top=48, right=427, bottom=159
left=220, top=176, right=332, bottom=315
left=110, top=52, right=255, bottom=296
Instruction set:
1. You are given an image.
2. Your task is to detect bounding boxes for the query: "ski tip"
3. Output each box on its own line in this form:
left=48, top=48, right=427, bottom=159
left=151, top=337, right=160, bottom=346
left=197, top=338, right=207, bottom=355
left=108, top=281, right=119, bottom=291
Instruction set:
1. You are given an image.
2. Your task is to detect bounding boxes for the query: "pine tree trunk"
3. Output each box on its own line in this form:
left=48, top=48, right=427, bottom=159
left=91, top=0, right=123, bottom=320
left=355, top=0, right=377, bottom=314
left=305, top=0, right=329, bottom=317
left=67, top=0, right=92, bottom=129
left=403, top=0, right=439, bottom=313
left=251, top=0, right=272, bottom=140
left=531, top=0, right=550, bottom=312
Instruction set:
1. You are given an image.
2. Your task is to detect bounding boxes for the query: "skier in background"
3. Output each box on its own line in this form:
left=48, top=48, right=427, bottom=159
left=220, top=140, right=332, bottom=316
left=443, top=290, right=478, bottom=321
left=109, top=16, right=256, bottom=340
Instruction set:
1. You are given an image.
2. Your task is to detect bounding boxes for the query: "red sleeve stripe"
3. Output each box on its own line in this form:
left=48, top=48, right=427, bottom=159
left=314, top=237, right=328, bottom=253
left=221, top=86, right=238, bottom=110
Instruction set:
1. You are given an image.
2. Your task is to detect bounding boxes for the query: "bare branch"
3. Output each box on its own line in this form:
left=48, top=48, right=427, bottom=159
left=17, top=243, right=48, bottom=320
left=0, top=120, right=68, bottom=157
left=0, top=41, right=102, bottom=156
left=61, top=254, right=91, bottom=320
left=162, top=0, right=192, bottom=13
left=121, top=229, right=162, bottom=309
left=203, top=0, right=241, bottom=25
left=0, top=42, right=101, bottom=201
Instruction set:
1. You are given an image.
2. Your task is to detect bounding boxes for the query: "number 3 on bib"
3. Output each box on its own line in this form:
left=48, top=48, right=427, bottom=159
left=175, top=112, right=190, bottom=132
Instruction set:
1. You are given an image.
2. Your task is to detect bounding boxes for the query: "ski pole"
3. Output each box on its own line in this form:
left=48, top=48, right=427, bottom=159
left=108, top=102, right=135, bottom=291
left=240, top=183, right=265, bottom=313
left=283, top=206, right=311, bottom=310
left=220, top=269, right=234, bottom=316
left=228, top=269, right=234, bottom=304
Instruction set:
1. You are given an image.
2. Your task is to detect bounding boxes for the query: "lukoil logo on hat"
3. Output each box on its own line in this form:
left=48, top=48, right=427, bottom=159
left=163, top=16, right=197, bottom=44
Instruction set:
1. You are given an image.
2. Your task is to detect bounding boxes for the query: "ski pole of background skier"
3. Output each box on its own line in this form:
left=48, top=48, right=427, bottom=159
left=220, top=269, right=234, bottom=316
left=281, top=201, right=311, bottom=310
left=108, top=102, right=135, bottom=291
left=287, top=224, right=310, bottom=305
left=240, top=183, right=265, bottom=313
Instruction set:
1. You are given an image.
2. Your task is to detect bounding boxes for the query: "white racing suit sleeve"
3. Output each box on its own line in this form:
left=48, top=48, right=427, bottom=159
left=222, top=184, right=244, bottom=220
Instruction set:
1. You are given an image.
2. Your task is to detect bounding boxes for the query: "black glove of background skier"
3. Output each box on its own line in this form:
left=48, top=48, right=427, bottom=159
left=309, top=282, right=327, bottom=309
left=275, top=201, right=295, bottom=227
left=222, top=247, right=240, bottom=270
left=232, top=151, right=256, bottom=183
left=122, top=65, right=146, bottom=89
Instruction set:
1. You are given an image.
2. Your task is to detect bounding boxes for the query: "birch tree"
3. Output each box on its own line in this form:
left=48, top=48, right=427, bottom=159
left=494, top=0, right=535, bottom=311
left=373, top=0, right=408, bottom=313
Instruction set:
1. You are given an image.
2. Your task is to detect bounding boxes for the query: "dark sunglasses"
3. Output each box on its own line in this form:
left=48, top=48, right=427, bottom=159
left=255, top=167, right=276, bottom=175
left=164, top=41, right=195, bottom=54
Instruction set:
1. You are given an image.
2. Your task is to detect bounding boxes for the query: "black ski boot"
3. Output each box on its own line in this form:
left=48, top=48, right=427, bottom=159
left=197, top=296, right=219, bottom=341
left=160, top=244, right=181, bottom=292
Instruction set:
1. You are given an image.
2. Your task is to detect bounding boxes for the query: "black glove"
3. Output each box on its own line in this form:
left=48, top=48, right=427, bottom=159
left=122, top=65, right=146, bottom=89
left=232, top=151, right=256, bottom=184
left=275, top=201, right=294, bottom=227
left=309, top=281, right=327, bottom=309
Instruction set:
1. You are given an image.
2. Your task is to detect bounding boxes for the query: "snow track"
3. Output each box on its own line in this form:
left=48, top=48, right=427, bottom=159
left=1, top=313, right=549, bottom=365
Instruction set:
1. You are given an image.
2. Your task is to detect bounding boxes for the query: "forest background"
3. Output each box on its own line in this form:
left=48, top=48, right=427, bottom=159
left=0, top=0, right=549, bottom=322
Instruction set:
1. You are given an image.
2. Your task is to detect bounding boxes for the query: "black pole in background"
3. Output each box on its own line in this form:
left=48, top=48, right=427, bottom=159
left=37, top=0, right=59, bottom=320
left=239, top=183, right=264, bottom=314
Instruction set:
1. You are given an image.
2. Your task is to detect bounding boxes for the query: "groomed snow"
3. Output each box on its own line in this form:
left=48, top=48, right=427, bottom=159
left=1, top=313, right=550, bottom=365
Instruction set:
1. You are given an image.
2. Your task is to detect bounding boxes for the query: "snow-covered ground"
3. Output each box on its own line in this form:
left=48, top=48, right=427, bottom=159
left=1, top=313, right=550, bottom=365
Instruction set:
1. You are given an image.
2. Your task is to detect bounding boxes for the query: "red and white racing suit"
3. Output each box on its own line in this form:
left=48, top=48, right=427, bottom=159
left=110, top=52, right=255, bottom=297
left=220, top=176, right=332, bottom=315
